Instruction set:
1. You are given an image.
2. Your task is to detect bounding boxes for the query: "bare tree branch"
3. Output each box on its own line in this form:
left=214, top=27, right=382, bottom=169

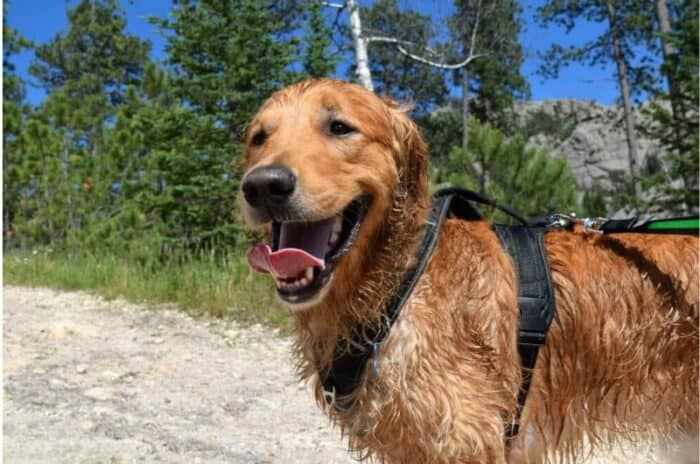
left=364, top=35, right=439, bottom=56
left=321, top=1, right=346, bottom=9
left=395, top=45, right=489, bottom=70
left=365, top=35, right=487, bottom=70
left=468, top=0, right=482, bottom=57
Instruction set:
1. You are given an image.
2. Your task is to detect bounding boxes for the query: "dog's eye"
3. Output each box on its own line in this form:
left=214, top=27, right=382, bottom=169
left=251, top=131, right=267, bottom=147
left=329, top=120, right=355, bottom=136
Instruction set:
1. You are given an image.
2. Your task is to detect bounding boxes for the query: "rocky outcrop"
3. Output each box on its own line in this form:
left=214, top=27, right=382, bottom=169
left=516, top=100, right=659, bottom=191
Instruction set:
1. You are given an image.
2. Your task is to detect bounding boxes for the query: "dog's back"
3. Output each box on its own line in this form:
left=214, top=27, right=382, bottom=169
left=513, top=229, right=699, bottom=462
left=389, top=219, right=699, bottom=463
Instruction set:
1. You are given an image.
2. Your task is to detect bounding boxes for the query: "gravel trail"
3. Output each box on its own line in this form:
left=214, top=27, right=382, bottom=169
left=3, top=286, right=351, bottom=464
left=3, top=286, right=658, bottom=463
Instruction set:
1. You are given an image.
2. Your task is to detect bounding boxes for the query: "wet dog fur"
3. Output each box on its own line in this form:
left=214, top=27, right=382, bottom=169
left=240, top=78, right=699, bottom=463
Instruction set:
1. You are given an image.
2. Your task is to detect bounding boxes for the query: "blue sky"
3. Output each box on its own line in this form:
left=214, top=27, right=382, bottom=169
left=6, top=0, right=633, bottom=107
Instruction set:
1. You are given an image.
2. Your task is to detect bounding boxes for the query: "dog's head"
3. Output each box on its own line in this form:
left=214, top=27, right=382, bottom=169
left=240, top=78, right=427, bottom=310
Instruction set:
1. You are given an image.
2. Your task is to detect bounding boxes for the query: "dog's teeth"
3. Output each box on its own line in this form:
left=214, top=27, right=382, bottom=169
left=329, top=216, right=342, bottom=246
left=333, top=215, right=343, bottom=234
left=329, top=231, right=339, bottom=246
left=276, top=269, right=315, bottom=293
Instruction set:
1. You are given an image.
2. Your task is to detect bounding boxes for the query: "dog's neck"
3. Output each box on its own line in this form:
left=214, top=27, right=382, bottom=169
left=292, top=187, right=429, bottom=374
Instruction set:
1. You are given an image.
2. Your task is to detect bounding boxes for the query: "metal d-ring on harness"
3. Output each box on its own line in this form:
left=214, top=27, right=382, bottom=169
left=318, top=187, right=699, bottom=440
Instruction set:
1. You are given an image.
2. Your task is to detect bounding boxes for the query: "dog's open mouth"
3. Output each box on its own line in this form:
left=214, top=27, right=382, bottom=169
left=248, top=196, right=370, bottom=304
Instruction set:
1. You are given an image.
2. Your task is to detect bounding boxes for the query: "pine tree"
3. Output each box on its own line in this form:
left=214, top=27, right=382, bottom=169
left=415, top=106, right=462, bottom=180
left=3, top=2, right=32, bottom=244
left=146, top=0, right=296, bottom=251
left=15, top=94, right=78, bottom=246
left=301, top=0, right=337, bottom=78
left=536, top=0, right=656, bottom=200
left=641, top=0, right=698, bottom=213
left=446, top=120, right=579, bottom=218
left=449, top=0, right=529, bottom=135
left=20, top=0, right=151, bottom=246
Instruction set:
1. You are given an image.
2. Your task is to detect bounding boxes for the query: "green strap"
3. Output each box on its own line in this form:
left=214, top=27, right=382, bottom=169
left=645, top=217, right=699, bottom=231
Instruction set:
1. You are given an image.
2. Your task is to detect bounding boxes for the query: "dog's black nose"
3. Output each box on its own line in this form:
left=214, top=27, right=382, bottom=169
left=242, top=165, right=296, bottom=208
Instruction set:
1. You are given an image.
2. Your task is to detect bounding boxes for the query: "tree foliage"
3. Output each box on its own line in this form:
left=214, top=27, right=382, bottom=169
left=301, top=0, right=337, bottom=78
left=640, top=0, right=698, bottom=213
left=449, top=0, right=530, bottom=131
left=427, top=115, right=579, bottom=218
left=142, top=0, right=298, bottom=252
left=536, top=1, right=656, bottom=96
left=3, top=2, right=32, bottom=242
left=3, top=0, right=694, bottom=262
left=360, top=0, right=449, bottom=113
left=4, top=0, right=303, bottom=254
left=8, top=0, right=151, bottom=248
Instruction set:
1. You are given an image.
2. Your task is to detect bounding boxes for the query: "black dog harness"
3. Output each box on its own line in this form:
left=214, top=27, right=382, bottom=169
left=319, top=187, right=698, bottom=441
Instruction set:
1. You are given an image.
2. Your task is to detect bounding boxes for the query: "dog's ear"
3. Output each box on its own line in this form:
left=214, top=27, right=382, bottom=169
left=383, top=99, right=429, bottom=203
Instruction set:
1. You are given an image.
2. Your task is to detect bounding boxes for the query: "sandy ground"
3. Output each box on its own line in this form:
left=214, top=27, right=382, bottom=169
left=3, top=286, right=662, bottom=463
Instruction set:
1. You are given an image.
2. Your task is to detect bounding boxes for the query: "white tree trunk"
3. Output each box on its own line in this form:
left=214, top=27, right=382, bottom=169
left=347, top=0, right=373, bottom=91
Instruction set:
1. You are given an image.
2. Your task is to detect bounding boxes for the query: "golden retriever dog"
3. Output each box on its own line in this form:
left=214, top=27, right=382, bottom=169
left=239, top=78, right=699, bottom=463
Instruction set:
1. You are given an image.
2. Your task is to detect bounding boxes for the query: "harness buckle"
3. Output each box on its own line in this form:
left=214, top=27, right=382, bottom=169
left=546, top=213, right=575, bottom=229
left=583, top=217, right=607, bottom=234
left=323, top=385, right=351, bottom=412
left=322, top=386, right=336, bottom=407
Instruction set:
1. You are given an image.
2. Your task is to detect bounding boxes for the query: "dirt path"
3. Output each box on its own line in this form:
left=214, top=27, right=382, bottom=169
left=3, top=286, right=351, bottom=463
left=3, top=286, right=657, bottom=463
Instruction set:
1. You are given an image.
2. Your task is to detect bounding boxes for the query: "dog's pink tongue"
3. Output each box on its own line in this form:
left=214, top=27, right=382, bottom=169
left=248, top=245, right=324, bottom=278
left=247, top=218, right=335, bottom=278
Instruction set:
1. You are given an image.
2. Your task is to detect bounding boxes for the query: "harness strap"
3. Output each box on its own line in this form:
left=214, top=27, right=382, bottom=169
left=320, top=192, right=459, bottom=409
left=493, top=225, right=556, bottom=440
left=436, top=187, right=529, bottom=225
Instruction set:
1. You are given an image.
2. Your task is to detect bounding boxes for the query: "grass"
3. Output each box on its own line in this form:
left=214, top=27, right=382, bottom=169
left=3, top=248, right=291, bottom=332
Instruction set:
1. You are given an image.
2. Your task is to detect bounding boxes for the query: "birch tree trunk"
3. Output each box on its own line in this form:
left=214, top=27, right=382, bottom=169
left=605, top=0, right=641, bottom=198
left=347, top=0, right=373, bottom=91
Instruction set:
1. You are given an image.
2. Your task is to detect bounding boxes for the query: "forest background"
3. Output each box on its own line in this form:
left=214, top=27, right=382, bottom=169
left=3, top=0, right=698, bottom=326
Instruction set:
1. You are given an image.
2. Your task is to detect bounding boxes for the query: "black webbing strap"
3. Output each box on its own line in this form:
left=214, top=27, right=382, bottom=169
left=436, top=187, right=529, bottom=225
left=320, top=191, right=461, bottom=409
left=493, top=225, right=556, bottom=440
